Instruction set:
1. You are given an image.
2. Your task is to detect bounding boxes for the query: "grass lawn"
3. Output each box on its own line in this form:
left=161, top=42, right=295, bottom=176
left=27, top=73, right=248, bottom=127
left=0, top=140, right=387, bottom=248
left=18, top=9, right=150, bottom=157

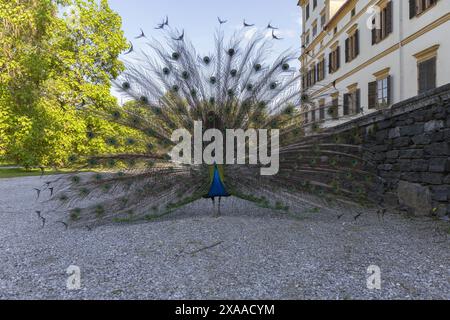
left=0, top=167, right=73, bottom=179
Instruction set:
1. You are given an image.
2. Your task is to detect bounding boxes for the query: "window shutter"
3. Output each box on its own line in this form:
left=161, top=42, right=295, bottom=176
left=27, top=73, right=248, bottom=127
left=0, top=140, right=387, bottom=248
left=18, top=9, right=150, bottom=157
left=429, top=57, right=437, bottom=91
left=329, top=53, right=333, bottom=73
left=315, top=63, right=319, bottom=82
left=386, top=1, right=393, bottom=35
left=332, top=98, right=339, bottom=119
left=354, top=30, right=359, bottom=57
left=355, top=89, right=361, bottom=113
left=409, top=0, right=416, bottom=18
left=418, top=61, right=426, bottom=94
left=386, top=75, right=392, bottom=105
left=418, top=58, right=437, bottom=94
left=345, top=38, right=349, bottom=63
left=368, top=81, right=377, bottom=109
left=314, top=64, right=317, bottom=83
left=343, top=93, right=349, bottom=115
left=322, top=59, right=326, bottom=79
left=371, top=18, right=377, bottom=45
left=337, top=47, right=341, bottom=69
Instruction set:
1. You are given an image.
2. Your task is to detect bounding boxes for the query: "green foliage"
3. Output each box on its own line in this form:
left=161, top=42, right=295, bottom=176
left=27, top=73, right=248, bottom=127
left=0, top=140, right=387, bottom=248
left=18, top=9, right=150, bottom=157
left=0, top=0, right=135, bottom=167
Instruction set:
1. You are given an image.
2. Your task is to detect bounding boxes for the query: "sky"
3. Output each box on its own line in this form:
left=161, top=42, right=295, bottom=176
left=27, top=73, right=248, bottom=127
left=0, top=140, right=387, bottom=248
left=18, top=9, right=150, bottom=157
left=108, top=0, right=303, bottom=67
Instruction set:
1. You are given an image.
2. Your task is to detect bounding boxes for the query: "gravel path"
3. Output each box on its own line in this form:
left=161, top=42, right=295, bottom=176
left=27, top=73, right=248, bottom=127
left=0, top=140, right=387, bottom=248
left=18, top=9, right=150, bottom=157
left=0, top=176, right=449, bottom=299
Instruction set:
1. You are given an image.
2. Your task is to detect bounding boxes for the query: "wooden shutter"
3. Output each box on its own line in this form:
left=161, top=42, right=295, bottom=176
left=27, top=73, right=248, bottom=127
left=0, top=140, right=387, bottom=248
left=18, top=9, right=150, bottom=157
left=386, top=1, right=393, bottom=35
left=355, top=89, right=361, bottom=113
left=386, top=75, right=392, bottom=105
left=428, top=57, right=437, bottom=91
left=354, top=30, right=359, bottom=57
left=332, top=98, right=338, bottom=119
left=322, top=59, right=326, bottom=79
left=337, top=47, right=341, bottom=69
left=345, top=38, right=349, bottom=63
left=368, top=81, right=377, bottom=109
left=409, top=0, right=416, bottom=18
left=315, top=64, right=318, bottom=83
left=343, top=93, right=349, bottom=115
left=328, top=53, right=333, bottom=73
left=418, top=57, right=437, bottom=94
left=418, top=61, right=426, bottom=94
left=315, top=63, right=319, bottom=82
left=372, top=18, right=377, bottom=45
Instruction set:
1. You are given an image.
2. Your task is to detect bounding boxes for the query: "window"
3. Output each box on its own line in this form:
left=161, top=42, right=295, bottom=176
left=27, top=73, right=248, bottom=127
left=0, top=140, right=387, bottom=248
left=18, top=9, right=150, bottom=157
left=319, top=99, right=325, bottom=120
left=418, top=57, right=436, bottom=94
left=304, top=110, right=309, bottom=123
left=305, top=65, right=315, bottom=88
left=410, top=0, right=438, bottom=18
left=368, top=75, right=391, bottom=109
left=372, top=1, right=393, bottom=45
left=306, top=3, right=310, bottom=21
left=329, top=96, right=339, bottom=119
left=343, top=89, right=361, bottom=116
left=320, top=11, right=326, bottom=27
left=351, top=8, right=356, bottom=17
left=303, top=31, right=310, bottom=47
left=311, top=109, right=316, bottom=123
left=333, top=27, right=337, bottom=34
left=313, top=0, right=317, bottom=9
left=328, top=45, right=340, bottom=74
left=316, top=57, right=326, bottom=82
left=345, top=29, right=359, bottom=63
left=312, top=21, right=318, bottom=37
left=377, top=77, right=390, bottom=106
left=414, top=45, right=439, bottom=94
left=302, top=73, right=307, bottom=90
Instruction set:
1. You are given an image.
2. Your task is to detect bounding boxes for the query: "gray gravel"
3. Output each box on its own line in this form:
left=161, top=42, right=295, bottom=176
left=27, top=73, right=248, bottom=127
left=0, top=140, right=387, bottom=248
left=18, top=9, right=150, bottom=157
left=0, top=175, right=449, bottom=300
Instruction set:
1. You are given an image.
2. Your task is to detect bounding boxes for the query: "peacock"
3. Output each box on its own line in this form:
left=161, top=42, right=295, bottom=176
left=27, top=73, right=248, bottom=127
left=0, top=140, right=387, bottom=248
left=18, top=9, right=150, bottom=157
left=36, top=19, right=385, bottom=229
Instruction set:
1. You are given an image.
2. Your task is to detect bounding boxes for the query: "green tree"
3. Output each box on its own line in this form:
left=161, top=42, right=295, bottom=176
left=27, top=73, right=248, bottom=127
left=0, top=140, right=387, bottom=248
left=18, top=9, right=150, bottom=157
left=0, top=0, right=136, bottom=168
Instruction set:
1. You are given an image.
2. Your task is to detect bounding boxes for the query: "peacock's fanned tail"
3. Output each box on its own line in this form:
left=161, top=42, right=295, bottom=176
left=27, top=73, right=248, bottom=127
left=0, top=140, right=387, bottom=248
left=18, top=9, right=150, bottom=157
left=37, top=23, right=383, bottom=228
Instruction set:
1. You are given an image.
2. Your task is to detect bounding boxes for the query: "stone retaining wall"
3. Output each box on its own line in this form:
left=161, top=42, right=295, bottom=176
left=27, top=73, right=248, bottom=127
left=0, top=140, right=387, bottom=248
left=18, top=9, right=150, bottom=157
left=324, top=84, right=450, bottom=217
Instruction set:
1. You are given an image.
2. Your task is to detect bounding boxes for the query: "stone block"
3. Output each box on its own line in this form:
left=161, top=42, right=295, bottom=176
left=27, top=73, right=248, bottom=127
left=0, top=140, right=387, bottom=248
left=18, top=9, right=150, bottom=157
left=399, top=124, right=424, bottom=136
left=393, top=137, right=410, bottom=147
left=399, top=149, right=424, bottom=159
left=412, top=134, right=431, bottom=145
left=410, top=160, right=429, bottom=172
left=389, top=127, right=400, bottom=138
left=431, top=186, right=449, bottom=202
left=424, top=120, right=444, bottom=132
left=378, top=164, right=393, bottom=171
left=424, top=142, right=450, bottom=156
left=421, top=172, right=443, bottom=185
left=375, top=130, right=388, bottom=142
left=429, top=158, right=447, bottom=172
left=386, top=150, right=399, bottom=159
left=397, top=181, right=432, bottom=216
left=378, top=120, right=392, bottom=130
left=400, top=172, right=421, bottom=182
left=444, top=174, right=450, bottom=184
left=405, top=118, right=415, bottom=125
